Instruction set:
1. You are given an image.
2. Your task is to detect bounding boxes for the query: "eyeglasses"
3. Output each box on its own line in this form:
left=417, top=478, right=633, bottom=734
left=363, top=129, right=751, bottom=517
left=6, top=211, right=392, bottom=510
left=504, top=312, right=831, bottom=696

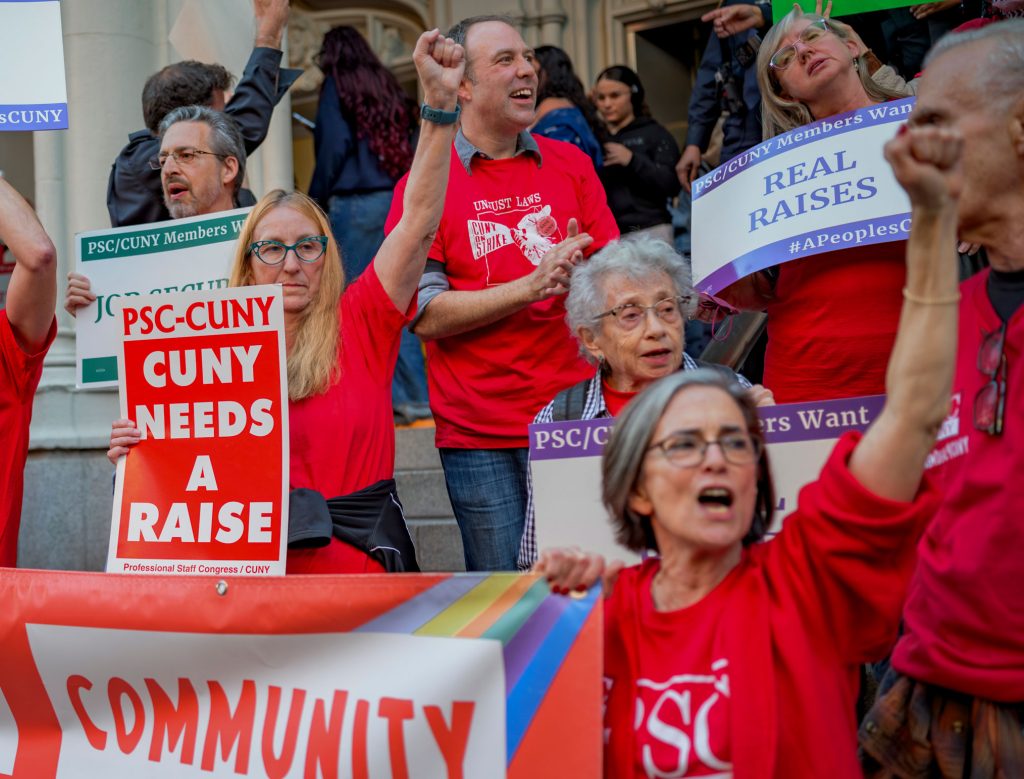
left=769, top=19, right=832, bottom=71
left=249, top=236, right=329, bottom=265
left=148, top=148, right=228, bottom=170
left=596, top=295, right=690, bottom=331
left=648, top=431, right=762, bottom=468
left=974, top=323, right=1007, bottom=435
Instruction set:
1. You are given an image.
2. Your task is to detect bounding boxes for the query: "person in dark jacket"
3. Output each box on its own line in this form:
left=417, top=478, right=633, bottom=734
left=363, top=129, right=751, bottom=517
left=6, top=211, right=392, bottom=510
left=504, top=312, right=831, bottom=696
left=530, top=45, right=605, bottom=169
left=308, top=25, right=430, bottom=424
left=106, top=0, right=300, bottom=228
left=677, top=0, right=768, bottom=194
left=593, top=66, right=680, bottom=241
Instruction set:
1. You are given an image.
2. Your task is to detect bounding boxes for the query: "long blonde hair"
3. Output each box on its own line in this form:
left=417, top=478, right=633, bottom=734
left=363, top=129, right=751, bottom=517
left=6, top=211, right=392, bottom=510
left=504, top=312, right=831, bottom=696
left=229, top=190, right=343, bottom=401
left=757, top=10, right=909, bottom=139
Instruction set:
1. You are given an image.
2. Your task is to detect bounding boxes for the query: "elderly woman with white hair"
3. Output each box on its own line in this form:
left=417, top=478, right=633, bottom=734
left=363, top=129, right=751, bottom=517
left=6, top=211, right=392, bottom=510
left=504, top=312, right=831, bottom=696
left=516, top=235, right=773, bottom=570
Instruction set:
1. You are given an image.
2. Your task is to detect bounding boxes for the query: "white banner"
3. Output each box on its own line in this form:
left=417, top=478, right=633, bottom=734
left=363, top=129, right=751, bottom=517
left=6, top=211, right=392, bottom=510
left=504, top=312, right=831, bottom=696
left=27, top=624, right=506, bottom=778
left=0, top=0, right=68, bottom=131
left=692, top=98, right=914, bottom=294
left=74, top=208, right=251, bottom=388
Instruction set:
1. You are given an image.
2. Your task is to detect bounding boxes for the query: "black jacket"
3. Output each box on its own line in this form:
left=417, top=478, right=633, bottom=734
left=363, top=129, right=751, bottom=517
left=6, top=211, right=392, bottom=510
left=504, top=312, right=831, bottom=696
left=685, top=0, right=766, bottom=162
left=106, top=47, right=301, bottom=227
left=599, top=116, right=680, bottom=232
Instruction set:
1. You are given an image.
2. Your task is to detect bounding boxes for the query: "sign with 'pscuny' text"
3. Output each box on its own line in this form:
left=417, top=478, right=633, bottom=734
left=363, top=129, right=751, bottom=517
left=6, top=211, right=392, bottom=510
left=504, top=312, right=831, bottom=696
left=0, top=0, right=68, bottom=131
left=692, top=97, right=914, bottom=295
left=108, top=285, right=289, bottom=576
left=74, top=207, right=251, bottom=388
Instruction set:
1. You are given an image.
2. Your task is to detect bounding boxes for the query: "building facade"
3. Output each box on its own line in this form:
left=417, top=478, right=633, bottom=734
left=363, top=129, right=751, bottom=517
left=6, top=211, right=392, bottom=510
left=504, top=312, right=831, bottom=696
left=5, top=0, right=716, bottom=570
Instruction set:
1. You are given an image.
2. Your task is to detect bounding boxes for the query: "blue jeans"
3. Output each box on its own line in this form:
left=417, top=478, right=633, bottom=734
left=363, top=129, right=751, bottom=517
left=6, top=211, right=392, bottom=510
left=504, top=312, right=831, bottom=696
left=439, top=448, right=529, bottom=572
left=329, top=192, right=429, bottom=407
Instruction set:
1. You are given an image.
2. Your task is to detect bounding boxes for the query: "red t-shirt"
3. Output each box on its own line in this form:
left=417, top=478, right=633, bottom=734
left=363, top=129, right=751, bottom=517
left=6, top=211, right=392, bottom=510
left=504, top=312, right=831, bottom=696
left=763, top=241, right=906, bottom=403
left=893, top=269, right=1024, bottom=701
left=0, top=311, right=56, bottom=566
left=285, top=265, right=409, bottom=574
left=387, top=137, right=619, bottom=448
left=601, top=377, right=636, bottom=417
left=604, top=433, right=940, bottom=779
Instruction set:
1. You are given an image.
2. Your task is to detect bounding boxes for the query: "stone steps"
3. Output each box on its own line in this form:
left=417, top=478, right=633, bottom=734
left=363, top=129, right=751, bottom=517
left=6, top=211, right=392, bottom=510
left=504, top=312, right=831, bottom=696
left=18, top=425, right=464, bottom=573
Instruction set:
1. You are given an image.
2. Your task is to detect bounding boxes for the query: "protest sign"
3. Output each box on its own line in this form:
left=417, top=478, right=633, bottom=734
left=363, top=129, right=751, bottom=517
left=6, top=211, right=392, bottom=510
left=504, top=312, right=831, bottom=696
left=108, top=285, right=289, bottom=577
left=529, top=394, right=884, bottom=556
left=0, top=569, right=601, bottom=778
left=0, top=0, right=68, bottom=131
left=773, top=0, right=927, bottom=21
left=74, top=207, right=251, bottom=388
left=692, top=98, right=914, bottom=295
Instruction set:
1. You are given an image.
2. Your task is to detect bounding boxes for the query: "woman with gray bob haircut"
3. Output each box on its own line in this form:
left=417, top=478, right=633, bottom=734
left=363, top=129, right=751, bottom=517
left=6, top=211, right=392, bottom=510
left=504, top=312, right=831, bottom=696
left=515, top=235, right=772, bottom=570
left=536, top=114, right=965, bottom=773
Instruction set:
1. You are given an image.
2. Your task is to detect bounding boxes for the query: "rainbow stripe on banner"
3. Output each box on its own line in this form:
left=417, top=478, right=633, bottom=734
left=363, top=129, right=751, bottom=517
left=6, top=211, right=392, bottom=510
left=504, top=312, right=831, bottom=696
left=357, top=573, right=599, bottom=766
left=0, top=569, right=603, bottom=778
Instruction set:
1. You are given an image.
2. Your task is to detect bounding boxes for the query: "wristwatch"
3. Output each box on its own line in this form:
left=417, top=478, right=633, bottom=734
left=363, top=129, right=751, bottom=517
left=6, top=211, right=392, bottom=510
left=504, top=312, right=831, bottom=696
left=420, top=103, right=461, bottom=125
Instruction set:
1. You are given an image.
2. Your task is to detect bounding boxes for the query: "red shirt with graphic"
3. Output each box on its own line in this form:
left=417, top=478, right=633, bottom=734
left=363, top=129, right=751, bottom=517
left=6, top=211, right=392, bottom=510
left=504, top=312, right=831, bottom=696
left=893, top=269, right=1024, bottom=701
left=387, top=137, right=619, bottom=448
left=604, top=433, right=940, bottom=778
left=0, top=311, right=56, bottom=566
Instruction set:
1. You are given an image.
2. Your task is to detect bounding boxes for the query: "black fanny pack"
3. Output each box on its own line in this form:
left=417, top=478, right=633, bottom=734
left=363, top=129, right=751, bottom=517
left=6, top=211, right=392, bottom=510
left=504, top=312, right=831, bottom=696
left=287, top=479, right=420, bottom=572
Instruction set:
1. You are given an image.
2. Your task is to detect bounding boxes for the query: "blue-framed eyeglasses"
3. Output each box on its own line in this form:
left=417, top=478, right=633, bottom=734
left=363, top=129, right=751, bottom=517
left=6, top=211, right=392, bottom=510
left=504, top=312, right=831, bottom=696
left=249, top=236, right=329, bottom=265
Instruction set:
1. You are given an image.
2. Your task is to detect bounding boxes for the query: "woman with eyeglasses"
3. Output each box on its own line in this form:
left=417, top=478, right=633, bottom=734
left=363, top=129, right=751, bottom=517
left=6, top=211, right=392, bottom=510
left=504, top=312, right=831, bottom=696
left=537, top=119, right=964, bottom=776
left=105, top=30, right=465, bottom=574
left=710, top=9, right=910, bottom=404
left=515, top=235, right=774, bottom=570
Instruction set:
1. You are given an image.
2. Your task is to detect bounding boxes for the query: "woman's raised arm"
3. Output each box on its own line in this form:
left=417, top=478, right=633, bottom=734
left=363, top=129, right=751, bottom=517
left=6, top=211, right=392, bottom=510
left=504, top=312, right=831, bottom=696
left=849, top=124, right=963, bottom=501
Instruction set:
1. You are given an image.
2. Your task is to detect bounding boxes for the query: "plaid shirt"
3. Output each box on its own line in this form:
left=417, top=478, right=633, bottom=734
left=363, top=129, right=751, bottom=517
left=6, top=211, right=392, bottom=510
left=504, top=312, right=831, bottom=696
left=516, top=354, right=751, bottom=570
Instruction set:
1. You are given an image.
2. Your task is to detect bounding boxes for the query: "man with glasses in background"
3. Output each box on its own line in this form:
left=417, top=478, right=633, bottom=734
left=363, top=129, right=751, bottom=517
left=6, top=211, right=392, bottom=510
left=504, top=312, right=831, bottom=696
left=107, top=0, right=298, bottom=228
left=65, top=107, right=247, bottom=315
left=859, top=20, right=1024, bottom=774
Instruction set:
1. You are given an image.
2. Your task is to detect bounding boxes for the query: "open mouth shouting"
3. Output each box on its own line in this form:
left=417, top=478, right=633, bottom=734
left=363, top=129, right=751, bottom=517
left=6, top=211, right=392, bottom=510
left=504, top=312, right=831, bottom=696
left=698, top=487, right=735, bottom=516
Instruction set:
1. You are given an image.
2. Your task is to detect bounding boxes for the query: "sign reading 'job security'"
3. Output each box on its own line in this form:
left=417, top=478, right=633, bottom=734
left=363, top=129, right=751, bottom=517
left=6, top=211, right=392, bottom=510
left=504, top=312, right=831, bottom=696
left=692, top=97, right=914, bottom=295
left=74, top=207, right=251, bottom=388
left=0, top=0, right=68, bottom=131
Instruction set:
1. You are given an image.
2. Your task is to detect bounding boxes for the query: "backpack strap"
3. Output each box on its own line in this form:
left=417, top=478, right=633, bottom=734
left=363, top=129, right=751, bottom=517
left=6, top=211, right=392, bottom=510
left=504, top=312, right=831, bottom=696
left=551, top=376, right=594, bottom=422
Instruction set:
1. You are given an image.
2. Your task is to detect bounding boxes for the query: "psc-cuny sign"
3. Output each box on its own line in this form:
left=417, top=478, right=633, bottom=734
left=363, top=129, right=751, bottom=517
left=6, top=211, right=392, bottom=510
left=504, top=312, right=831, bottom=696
left=108, top=285, right=289, bottom=576
left=0, top=0, right=68, bottom=131
left=692, top=97, right=914, bottom=295
left=74, top=207, right=251, bottom=388
left=529, top=394, right=885, bottom=557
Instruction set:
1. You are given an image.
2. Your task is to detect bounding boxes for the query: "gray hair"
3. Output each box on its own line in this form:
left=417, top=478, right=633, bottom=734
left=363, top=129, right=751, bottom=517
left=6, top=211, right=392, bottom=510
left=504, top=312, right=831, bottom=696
left=756, top=10, right=909, bottom=138
left=925, top=19, right=1024, bottom=110
left=565, top=234, right=696, bottom=363
left=602, top=370, right=775, bottom=552
left=158, top=105, right=246, bottom=198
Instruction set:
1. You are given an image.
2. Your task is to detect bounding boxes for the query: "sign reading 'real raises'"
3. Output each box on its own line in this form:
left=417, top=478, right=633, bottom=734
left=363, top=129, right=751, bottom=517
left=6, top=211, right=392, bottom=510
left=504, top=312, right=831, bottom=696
left=74, top=207, right=251, bottom=388
left=0, top=0, right=68, bottom=131
left=692, top=98, right=913, bottom=295
left=108, top=285, right=289, bottom=577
